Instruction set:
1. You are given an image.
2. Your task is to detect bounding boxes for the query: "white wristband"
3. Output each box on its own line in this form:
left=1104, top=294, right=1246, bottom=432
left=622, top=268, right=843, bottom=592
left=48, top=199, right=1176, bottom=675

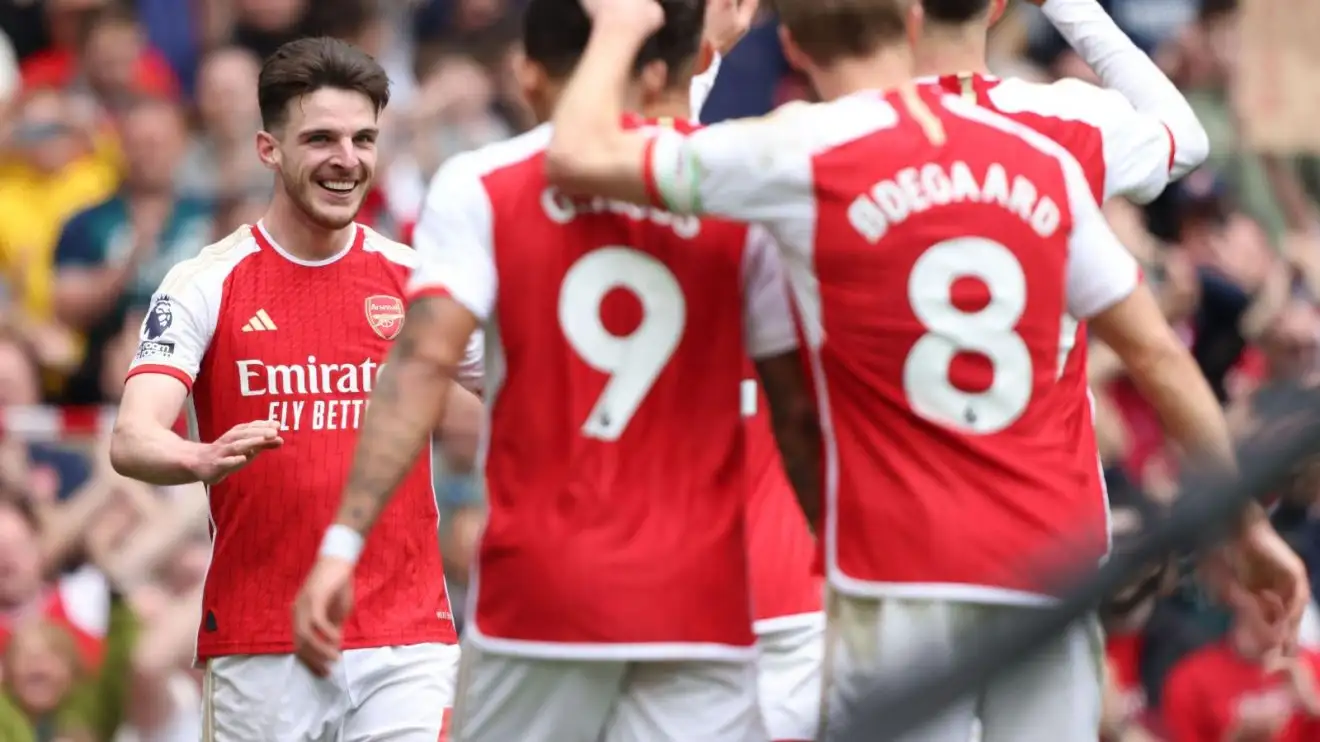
left=319, top=525, right=364, bottom=563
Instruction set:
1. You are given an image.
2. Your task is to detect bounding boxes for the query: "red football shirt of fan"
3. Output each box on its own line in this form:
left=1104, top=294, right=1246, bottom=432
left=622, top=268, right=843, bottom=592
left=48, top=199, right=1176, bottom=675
left=125, top=223, right=457, bottom=659
left=644, top=89, right=1141, bottom=603
left=1162, top=641, right=1320, bottom=742
left=407, top=120, right=798, bottom=660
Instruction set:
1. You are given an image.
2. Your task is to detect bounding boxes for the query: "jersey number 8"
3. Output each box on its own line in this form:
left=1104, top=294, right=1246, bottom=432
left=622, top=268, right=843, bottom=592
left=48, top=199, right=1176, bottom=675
left=904, top=237, right=1034, bottom=435
left=559, top=247, right=685, bottom=440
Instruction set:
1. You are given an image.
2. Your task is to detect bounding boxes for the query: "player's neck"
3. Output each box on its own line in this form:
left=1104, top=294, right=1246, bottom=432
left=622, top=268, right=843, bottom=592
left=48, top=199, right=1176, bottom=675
left=810, top=48, right=913, bottom=102
left=260, top=197, right=356, bottom=262
left=912, top=22, right=990, bottom=79
left=541, top=80, right=648, bottom=126
left=644, top=91, right=691, bottom=122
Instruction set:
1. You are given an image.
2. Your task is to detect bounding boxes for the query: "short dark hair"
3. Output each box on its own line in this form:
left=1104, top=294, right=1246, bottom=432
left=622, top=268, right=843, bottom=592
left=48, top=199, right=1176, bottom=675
left=522, top=0, right=705, bottom=82
left=257, top=37, right=391, bottom=131
left=920, top=0, right=992, bottom=24
left=778, top=0, right=910, bottom=65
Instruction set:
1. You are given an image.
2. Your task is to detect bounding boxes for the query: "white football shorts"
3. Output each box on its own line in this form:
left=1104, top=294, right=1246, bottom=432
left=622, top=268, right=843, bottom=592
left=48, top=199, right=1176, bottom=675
left=821, top=591, right=1103, bottom=742
left=450, top=640, right=765, bottom=742
left=755, top=613, right=826, bottom=741
left=202, top=642, right=460, bottom=741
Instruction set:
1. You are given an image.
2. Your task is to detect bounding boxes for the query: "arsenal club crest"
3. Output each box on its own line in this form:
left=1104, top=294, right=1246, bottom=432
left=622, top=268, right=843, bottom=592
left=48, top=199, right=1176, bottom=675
left=365, top=295, right=405, bottom=340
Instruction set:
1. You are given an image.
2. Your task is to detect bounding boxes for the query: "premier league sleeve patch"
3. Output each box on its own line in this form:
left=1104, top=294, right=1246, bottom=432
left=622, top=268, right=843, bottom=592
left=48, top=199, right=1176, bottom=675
left=135, top=340, right=175, bottom=360
left=143, top=295, right=175, bottom=340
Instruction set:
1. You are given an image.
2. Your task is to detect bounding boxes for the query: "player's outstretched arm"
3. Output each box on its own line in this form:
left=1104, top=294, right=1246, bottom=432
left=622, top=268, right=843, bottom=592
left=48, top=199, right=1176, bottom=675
left=1037, top=0, right=1209, bottom=184
left=111, top=372, right=281, bottom=486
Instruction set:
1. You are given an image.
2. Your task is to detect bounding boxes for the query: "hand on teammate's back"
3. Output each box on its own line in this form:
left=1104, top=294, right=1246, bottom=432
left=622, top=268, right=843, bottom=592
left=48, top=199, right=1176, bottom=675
left=192, top=420, right=283, bottom=484
left=292, top=556, right=356, bottom=677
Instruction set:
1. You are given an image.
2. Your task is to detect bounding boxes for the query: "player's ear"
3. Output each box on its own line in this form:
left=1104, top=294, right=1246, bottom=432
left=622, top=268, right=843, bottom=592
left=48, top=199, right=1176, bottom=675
left=637, top=60, right=670, bottom=104
left=513, top=52, right=552, bottom=124
left=987, top=0, right=1007, bottom=26
left=255, top=130, right=281, bottom=171
left=777, top=25, right=811, bottom=73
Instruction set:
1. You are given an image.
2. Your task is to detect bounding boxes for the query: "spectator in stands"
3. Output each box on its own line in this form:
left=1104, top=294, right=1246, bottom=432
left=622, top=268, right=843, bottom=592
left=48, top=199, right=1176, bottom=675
left=52, top=96, right=211, bottom=406
left=380, top=50, right=512, bottom=241
left=0, top=88, right=118, bottom=383
left=0, top=500, right=105, bottom=671
left=175, top=47, right=266, bottom=206
left=2, top=620, right=86, bottom=737
left=22, top=2, right=178, bottom=111
left=1162, top=573, right=1320, bottom=741
left=14, top=0, right=104, bottom=76
left=224, top=0, right=309, bottom=61
left=1101, top=479, right=1175, bottom=741
left=0, top=329, right=90, bottom=503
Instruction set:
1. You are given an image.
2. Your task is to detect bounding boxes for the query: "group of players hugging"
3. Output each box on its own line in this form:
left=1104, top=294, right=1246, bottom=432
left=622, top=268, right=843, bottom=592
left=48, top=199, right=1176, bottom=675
left=108, top=0, right=1307, bottom=739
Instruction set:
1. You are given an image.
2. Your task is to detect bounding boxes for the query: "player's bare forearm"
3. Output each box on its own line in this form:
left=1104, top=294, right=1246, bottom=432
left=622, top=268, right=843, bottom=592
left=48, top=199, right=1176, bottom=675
left=543, top=10, right=654, bottom=205
left=756, top=352, right=823, bottom=530
left=336, top=297, right=476, bottom=535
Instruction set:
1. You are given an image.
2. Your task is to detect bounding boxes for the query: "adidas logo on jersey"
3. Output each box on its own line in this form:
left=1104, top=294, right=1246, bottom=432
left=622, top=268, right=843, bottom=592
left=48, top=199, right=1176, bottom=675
left=241, top=310, right=278, bottom=333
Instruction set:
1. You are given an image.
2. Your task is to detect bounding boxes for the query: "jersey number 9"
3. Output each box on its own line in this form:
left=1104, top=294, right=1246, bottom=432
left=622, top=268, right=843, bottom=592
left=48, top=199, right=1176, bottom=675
left=559, top=247, right=685, bottom=440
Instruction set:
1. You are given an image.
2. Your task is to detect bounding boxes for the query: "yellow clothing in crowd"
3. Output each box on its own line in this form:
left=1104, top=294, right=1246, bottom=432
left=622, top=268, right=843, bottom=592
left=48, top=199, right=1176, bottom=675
left=0, top=143, right=119, bottom=322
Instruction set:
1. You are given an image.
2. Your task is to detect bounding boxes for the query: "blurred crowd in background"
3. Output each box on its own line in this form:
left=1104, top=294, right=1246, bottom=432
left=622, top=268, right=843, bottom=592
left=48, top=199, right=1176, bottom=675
left=0, top=0, right=1317, bottom=740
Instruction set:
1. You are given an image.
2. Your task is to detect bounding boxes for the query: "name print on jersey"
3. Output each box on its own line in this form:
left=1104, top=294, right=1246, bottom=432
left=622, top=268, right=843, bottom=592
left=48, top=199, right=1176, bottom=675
left=847, top=160, right=1061, bottom=243
left=237, top=356, right=383, bottom=432
left=541, top=187, right=701, bottom=239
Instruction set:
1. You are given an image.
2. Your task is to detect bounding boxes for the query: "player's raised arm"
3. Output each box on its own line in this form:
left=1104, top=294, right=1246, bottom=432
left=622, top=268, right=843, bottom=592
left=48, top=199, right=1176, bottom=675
left=111, top=268, right=282, bottom=486
left=1036, top=0, right=1209, bottom=198
left=545, top=0, right=811, bottom=224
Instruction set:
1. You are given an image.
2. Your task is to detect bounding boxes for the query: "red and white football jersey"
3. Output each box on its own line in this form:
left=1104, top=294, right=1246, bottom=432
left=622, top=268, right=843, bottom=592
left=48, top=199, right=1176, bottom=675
left=126, top=223, right=457, bottom=659
left=741, top=375, right=822, bottom=629
left=923, top=72, right=1196, bottom=569
left=645, top=89, right=1141, bottom=604
left=926, top=73, right=1188, bottom=205
left=408, top=120, right=797, bottom=660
